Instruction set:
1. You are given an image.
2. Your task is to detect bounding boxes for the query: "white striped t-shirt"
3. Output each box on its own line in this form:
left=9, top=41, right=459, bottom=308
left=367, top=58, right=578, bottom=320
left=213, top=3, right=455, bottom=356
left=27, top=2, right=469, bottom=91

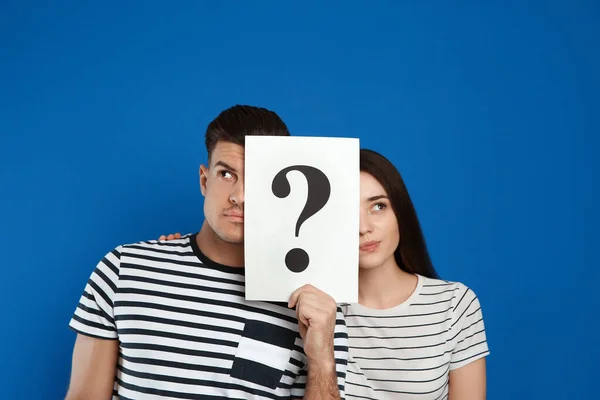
left=341, top=274, right=490, bottom=400
left=69, top=234, right=349, bottom=399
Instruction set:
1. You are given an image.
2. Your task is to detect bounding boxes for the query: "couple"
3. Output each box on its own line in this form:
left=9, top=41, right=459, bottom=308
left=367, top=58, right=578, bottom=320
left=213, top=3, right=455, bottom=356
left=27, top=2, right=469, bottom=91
left=66, top=105, right=489, bottom=399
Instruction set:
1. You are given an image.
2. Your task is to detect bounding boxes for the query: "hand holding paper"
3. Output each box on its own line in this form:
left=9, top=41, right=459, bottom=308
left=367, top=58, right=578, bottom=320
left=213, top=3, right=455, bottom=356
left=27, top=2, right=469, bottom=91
left=288, top=284, right=337, bottom=365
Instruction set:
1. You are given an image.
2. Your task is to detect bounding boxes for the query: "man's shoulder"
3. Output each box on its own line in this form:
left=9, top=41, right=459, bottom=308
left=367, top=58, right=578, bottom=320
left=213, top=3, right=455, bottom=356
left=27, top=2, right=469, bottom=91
left=116, top=234, right=194, bottom=256
left=93, top=235, right=195, bottom=273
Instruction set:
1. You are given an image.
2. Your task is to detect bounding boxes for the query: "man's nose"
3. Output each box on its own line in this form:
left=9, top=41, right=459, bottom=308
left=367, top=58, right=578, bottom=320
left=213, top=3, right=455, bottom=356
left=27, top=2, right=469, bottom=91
left=230, top=179, right=245, bottom=206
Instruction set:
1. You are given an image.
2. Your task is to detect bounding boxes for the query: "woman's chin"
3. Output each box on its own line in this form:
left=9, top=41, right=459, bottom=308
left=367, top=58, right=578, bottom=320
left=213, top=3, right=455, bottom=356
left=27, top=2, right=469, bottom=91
left=359, top=255, right=384, bottom=270
left=359, top=251, right=397, bottom=271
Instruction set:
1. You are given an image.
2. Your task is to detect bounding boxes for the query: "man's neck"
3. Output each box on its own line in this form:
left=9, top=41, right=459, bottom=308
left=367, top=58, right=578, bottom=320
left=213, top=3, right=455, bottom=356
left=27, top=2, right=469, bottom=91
left=196, top=221, right=245, bottom=267
left=358, top=258, right=418, bottom=310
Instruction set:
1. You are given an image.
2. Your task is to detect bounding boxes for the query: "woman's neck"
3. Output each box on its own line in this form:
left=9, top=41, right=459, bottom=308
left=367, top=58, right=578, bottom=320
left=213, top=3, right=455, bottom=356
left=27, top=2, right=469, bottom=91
left=358, top=257, right=418, bottom=309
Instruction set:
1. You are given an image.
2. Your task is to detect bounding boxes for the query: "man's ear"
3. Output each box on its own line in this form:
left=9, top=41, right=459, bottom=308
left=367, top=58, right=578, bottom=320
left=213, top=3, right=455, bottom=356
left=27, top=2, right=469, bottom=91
left=199, top=164, right=209, bottom=196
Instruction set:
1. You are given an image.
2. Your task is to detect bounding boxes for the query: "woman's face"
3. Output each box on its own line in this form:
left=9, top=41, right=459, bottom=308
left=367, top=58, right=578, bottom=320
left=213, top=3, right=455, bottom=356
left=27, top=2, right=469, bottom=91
left=358, top=172, right=400, bottom=270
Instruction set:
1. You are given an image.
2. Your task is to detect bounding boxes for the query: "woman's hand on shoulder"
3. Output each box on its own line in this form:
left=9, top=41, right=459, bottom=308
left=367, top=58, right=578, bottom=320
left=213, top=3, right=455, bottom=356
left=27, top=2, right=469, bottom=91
left=158, top=233, right=182, bottom=241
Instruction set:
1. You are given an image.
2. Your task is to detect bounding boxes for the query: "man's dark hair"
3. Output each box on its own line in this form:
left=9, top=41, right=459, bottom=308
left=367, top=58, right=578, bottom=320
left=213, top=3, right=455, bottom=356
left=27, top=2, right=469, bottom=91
left=205, top=104, right=290, bottom=164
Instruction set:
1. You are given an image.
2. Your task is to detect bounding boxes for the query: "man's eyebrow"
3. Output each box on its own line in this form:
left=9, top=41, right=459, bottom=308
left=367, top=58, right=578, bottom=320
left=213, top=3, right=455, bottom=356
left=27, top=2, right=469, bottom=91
left=367, top=195, right=388, bottom=202
left=214, top=161, right=237, bottom=172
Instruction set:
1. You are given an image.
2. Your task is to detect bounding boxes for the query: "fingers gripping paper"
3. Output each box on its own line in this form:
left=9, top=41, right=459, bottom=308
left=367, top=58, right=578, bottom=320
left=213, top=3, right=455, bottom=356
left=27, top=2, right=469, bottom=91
left=244, top=136, right=359, bottom=303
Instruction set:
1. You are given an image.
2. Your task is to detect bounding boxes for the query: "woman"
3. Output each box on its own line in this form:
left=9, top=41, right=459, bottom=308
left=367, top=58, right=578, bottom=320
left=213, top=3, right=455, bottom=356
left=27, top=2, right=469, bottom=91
left=341, top=149, right=489, bottom=399
left=160, top=149, right=489, bottom=399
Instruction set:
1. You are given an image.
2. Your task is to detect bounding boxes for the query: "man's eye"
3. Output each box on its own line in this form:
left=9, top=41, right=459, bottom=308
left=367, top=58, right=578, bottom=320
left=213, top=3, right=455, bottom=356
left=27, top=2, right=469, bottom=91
left=220, top=171, right=233, bottom=179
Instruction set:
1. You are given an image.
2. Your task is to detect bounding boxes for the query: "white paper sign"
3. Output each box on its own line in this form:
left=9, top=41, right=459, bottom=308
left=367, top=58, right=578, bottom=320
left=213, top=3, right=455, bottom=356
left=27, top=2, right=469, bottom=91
left=244, top=136, right=359, bottom=303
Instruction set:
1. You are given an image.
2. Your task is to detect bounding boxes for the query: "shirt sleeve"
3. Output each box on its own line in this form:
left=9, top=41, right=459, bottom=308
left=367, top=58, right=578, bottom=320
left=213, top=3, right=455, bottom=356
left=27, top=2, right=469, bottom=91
left=290, top=307, right=349, bottom=399
left=449, top=283, right=490, bottom=370
left=68, top=246, right=122, bottom=340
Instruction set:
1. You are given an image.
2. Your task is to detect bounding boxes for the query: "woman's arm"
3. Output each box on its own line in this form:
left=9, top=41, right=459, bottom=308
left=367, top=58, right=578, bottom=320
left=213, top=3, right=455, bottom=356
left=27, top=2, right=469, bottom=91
left=448, top=357, right=486, bottom=399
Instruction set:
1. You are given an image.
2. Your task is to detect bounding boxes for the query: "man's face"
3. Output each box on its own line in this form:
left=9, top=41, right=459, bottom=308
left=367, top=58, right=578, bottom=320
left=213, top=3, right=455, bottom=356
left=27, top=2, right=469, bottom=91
left=200, top=141, right=246, bottom=244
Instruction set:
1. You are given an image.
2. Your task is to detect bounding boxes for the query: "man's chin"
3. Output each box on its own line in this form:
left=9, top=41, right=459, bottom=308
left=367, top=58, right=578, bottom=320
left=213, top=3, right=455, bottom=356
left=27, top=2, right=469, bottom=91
left=216, top=232, right=244, bottom=245
left=223, top=237, right=244, bottom=245
left=205, top=220, right=244, bottom=244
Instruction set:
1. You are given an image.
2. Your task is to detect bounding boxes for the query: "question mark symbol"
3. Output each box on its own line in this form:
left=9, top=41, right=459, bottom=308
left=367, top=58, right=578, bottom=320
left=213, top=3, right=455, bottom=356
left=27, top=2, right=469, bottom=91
left=272, top=165, right=331, bottom=273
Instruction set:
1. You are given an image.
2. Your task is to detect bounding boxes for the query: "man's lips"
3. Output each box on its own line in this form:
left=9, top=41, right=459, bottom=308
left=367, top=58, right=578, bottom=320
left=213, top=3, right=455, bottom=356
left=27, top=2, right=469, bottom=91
left=224, top=211, right=244, bottom=219
left=360, top=241, right=380, bottom=252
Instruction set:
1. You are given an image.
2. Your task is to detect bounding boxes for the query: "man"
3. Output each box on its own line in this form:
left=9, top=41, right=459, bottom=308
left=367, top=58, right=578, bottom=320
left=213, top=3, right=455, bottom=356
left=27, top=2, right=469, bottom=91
left=66, top=105, right=348, bottom=399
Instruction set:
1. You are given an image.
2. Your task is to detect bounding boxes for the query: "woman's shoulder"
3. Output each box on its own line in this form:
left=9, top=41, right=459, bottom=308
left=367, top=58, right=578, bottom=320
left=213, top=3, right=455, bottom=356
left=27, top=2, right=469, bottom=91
left=419, top=275, right=464, bottom=292
left=418, top=275, right=484, bottom=310
left=419, top=275, right=478, bottom=293
left=417, top=276, right=491, bottom=366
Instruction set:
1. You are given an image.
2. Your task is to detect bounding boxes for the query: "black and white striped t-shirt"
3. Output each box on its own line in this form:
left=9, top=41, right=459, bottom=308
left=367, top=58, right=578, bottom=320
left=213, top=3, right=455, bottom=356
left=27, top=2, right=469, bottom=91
left=69, top=234, right=349, bottom=399
left=341, top=274, right=489, bottom=400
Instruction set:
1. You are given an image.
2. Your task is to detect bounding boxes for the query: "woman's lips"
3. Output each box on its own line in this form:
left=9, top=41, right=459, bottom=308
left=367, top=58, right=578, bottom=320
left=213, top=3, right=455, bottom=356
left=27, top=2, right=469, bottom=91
left=360, top=241, right=380, bottom=252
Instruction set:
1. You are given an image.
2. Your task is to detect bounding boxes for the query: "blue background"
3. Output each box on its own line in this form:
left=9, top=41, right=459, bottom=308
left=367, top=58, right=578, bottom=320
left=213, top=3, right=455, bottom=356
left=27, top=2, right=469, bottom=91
left=1, top=1, right=598, bottom=399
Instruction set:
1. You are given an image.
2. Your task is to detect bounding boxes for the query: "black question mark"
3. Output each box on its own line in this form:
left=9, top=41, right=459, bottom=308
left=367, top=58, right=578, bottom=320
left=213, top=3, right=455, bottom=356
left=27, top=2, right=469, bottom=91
left=272, top=165, right=331, bottom=273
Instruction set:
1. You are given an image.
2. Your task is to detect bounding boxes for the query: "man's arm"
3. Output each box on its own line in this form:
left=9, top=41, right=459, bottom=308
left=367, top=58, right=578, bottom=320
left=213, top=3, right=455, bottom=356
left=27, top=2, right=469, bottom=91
left=66, top=246, right=122, bottom=399
left=288, top=285, right=343, bottom=400
left=448, top=358, right=486, bottom=399
left=303, top=357, right=340, bottom=399
left=65, top=334, right=118, bottom=400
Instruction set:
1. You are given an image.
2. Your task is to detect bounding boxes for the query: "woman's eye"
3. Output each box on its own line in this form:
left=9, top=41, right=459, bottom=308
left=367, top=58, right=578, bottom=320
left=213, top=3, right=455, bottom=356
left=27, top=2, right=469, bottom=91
left=373, top=202, right=386, bottom=211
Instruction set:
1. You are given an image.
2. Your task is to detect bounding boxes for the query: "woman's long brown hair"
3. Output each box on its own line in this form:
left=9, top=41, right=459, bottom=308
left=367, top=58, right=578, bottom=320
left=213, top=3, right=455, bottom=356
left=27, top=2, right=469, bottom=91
left=360, top=149, right=439, bottom=279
